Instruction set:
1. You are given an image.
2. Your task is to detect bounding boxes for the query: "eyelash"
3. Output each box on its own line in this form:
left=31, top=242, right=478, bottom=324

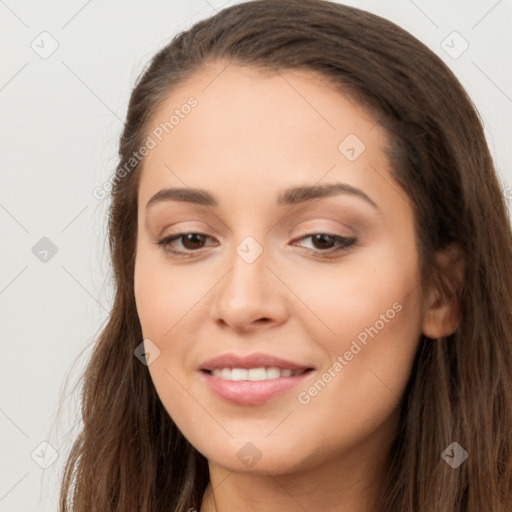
left=155, top=232, right=356, bottom=259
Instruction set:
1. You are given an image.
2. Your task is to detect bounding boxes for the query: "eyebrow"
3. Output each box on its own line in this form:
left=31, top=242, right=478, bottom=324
left=145, top=183, right=379, bottom=211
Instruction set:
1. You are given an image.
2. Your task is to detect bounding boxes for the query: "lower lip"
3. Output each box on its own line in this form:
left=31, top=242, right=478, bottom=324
left=200, top=370, right=314, bottom=405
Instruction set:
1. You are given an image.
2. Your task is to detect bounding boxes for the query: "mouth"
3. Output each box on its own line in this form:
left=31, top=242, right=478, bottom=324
left=201, top=367, right=311, bottom=380
left=198, top=352, right=315, bottom=405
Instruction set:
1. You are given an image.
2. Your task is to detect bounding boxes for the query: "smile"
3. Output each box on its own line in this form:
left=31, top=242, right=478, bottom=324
left=207, top=367, right=309, bottom=381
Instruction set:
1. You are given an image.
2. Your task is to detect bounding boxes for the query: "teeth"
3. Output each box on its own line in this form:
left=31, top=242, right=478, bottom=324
left=210, top=366, right=304, bottom=381
left=266, top=367, right=281, bottom=379
left=231, top=368, right=247, bottom=381
left=248, top=367, right=266, bottom=380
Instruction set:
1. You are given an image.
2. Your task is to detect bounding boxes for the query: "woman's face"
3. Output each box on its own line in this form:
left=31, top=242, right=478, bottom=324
left=134, top=63, right=425, bottom=475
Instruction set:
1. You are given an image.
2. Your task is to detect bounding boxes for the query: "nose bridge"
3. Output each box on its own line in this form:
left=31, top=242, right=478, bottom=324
left=211, top=232, right=287, bottom=329
left=222, top=234, right=270, bottom=309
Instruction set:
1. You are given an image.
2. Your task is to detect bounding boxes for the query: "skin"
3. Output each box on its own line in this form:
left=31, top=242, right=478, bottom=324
left=133, top=62, right=462, bottom=512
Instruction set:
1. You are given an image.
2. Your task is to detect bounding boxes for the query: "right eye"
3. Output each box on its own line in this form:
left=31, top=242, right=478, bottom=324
left=155, top=232, right=218, bottom=257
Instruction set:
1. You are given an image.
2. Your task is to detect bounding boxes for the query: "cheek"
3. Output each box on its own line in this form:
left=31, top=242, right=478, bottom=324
left=291, top=242, right=423, bottom=402
left=288, top=244, right=420, bottom=344
left=134, top=248, right=206, bottom=340
left=134, top=250, right=212, bottom=407
left=134, top=255, right=203, bottom=431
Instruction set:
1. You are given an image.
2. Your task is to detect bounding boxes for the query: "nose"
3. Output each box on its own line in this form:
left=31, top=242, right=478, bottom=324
left=210, top=241, right=289, bottom=333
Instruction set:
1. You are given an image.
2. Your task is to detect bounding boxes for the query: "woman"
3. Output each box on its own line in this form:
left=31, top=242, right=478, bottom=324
left=59, top=1, right=512, bottom=510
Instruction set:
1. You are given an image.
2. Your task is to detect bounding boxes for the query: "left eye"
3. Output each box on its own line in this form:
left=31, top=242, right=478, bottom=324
left=155, top=232, right=356, bottom=257
left=292, top=233, right=356, bottom=253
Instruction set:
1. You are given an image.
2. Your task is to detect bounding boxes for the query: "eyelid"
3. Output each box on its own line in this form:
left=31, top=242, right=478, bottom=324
left=291, top=219, right=357, bottom=238
left=155, top=220, right=213, bottom=237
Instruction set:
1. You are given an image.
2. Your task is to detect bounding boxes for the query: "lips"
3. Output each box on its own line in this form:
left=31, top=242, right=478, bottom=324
left=199, top=352, right=313, bottom=372
left=199, top=352, right=315, bottom=405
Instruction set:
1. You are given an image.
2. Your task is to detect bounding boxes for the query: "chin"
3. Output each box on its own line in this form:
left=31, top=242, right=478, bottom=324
left=196, top=436, right=318, bottom=475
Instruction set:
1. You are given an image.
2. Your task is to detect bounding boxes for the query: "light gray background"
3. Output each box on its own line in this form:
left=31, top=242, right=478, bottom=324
left=1, top=1, right=511, bottom=510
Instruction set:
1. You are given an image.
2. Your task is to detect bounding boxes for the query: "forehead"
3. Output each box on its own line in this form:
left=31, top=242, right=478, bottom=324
left=145, top=62, right=382, bottom=153
left=137, top=63, right=403, bottom=216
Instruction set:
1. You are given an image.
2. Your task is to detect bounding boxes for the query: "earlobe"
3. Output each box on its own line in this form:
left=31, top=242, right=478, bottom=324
left=422, top=244, right=465, bottom=340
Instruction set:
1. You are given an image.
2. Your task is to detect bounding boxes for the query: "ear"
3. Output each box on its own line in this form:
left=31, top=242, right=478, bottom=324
left=422, top=243, right=465, bottom=340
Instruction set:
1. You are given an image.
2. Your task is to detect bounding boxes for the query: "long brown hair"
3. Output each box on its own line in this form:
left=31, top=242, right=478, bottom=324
left=59, top=1, right=512, bottom=510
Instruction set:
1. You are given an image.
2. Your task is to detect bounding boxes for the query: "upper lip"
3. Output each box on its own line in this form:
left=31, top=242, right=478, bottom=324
left=199, top=352, right=313, bottom=371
